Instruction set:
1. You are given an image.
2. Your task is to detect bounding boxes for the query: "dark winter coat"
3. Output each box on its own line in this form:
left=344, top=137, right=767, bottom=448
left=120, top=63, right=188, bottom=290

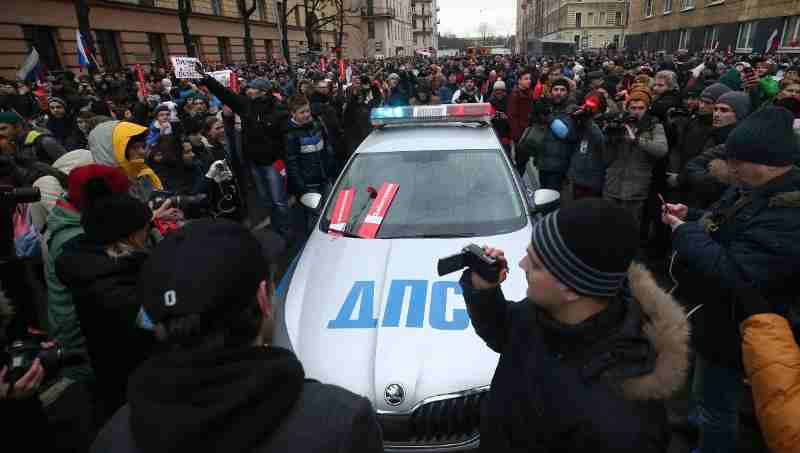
left=680, top=125, right=733, bottom=208
left=670, top=112, right=713, bottom=175
left=202, top=76, right=288, bottom=166
left=672, top=167, right=800, bottom=368
left=507, top=86, right=533, bottom=142
left=566, top=120, right=607, bottom=192
left=535, top=102, right=576, bottom=175
left=90, top=346, right=383, bottom=453
left=285, top=117, right=335, bottom=195
left=55, top=236, right=155, bottom=418
left=438, top=83, right=459, bottom=105
left=649, top=89, right=682, bottom=148
left=309, top=92, right=346, bottom=165
left=603, top=115, right=668, bottom=201
left=460, top=264, right=689, bottom=453
left=489, top=94, right=511, bottom=144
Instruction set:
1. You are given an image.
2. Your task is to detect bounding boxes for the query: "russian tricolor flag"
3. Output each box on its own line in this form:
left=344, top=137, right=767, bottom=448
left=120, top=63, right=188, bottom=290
left=76, top=30, right=98, bottom=69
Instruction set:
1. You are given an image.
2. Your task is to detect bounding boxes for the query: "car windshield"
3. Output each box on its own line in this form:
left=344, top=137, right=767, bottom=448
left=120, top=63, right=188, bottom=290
left=320, top=149, right=526, bottom=238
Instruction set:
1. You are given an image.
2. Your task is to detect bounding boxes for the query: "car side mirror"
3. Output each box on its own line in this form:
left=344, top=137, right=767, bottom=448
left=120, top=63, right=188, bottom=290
left=531, top=189, right=560, bottom=215
left=300, top=192, right=322, bottom=210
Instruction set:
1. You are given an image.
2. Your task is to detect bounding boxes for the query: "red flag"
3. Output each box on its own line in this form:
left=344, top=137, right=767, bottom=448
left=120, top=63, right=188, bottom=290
left=135, top=64, right=148, bottom=99
left=328, top=187, right=356, bottom=236
left=357, top=182, right=399, bottom=239
left=338, top=60, right=346, bottom=82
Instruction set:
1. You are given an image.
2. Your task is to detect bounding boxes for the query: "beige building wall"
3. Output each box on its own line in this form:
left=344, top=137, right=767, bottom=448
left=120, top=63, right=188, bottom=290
left=1, top=0, right=363, bottom=80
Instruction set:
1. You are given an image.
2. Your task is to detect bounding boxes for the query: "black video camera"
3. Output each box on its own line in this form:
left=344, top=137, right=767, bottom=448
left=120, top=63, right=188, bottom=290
left=597, top=111, right=637, bottom=137
left=4, top=338, right=85, bottom=385
left=437, top=244, right=505, bottom=284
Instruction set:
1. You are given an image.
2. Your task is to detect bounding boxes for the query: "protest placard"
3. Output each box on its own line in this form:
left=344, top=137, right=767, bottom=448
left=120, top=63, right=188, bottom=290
left=171, top=56, right=202, bottom=79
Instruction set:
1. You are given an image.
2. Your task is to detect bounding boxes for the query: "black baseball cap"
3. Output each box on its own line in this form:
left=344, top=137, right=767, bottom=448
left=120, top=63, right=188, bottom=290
left=139, top=219, right=270, bottom=324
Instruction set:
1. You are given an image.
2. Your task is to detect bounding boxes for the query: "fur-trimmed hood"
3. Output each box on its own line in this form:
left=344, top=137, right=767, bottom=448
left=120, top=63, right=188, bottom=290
left=618, top=264, right=691, bottom=401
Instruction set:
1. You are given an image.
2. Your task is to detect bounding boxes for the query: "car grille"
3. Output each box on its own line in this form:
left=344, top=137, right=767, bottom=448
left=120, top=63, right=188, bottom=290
left=381, top=389, right=487, bottom=446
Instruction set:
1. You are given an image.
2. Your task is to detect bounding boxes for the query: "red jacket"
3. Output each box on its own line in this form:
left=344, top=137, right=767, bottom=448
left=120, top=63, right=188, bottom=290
left=508, top=86, right=533, bottom=142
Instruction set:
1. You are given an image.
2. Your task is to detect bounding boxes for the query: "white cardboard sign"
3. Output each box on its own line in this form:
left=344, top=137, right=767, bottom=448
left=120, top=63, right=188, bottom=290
left=171, top=56, right=202, bottom=79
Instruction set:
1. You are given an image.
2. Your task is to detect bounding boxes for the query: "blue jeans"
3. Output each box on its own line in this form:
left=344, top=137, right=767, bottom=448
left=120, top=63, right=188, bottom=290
left=691, top=355, right=744, bottom=453
left=251, top=164, right=290, bottom=237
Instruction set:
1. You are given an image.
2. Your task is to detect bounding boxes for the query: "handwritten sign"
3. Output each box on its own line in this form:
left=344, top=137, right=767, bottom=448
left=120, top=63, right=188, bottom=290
left=171, top=56, right=202, bottom=79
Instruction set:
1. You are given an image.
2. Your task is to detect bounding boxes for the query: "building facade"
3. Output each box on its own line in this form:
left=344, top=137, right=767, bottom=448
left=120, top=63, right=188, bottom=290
left=516, top=0, right=627, bottom=53
left=626, top=0, right=800, bottom=55
left=411, top=0, right=438, bottom=53
left=0, top=0, right=364, bottom=80
left=351, top=0, right=416, bottom=58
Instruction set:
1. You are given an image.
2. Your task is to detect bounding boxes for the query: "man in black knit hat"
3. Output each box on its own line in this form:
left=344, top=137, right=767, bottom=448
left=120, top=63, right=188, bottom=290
left=663, top=106, right=800, bottom=453
left=460, top=198, right=690, bottom=452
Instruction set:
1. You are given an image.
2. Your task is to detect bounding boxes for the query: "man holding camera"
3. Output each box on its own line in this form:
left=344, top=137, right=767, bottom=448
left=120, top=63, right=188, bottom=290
left=460, top=198, right=689, bottom=452
left=602, top=86, right=668, bottom=228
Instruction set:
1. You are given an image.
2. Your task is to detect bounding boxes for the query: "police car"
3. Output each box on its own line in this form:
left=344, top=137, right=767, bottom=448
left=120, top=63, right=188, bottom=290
left=273, top=103, right=558, bottom=451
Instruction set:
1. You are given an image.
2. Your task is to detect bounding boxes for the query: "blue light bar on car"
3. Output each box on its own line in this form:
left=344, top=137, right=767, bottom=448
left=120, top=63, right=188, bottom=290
left=370, top=103, right=493, bottom=126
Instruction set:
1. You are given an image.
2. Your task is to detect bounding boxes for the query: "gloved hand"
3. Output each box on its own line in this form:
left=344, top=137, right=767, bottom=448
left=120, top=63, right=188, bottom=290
left=734, top=284, right=773, bottom=322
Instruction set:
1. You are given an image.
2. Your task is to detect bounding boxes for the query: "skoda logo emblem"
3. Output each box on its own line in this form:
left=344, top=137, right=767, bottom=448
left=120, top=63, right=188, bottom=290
left=384, top=383, right=405, bottom=406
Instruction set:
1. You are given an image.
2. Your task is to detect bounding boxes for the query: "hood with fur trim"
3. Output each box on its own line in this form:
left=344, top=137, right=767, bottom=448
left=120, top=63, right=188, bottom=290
left=617, top=264, right=691, bottom=400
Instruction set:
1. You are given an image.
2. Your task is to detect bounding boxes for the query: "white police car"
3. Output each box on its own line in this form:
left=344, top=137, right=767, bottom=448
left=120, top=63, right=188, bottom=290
left=273, top=104, right=558, bottom=451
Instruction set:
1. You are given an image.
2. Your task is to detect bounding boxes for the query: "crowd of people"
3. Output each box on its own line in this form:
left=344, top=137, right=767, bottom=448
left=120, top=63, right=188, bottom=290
left=1, top=48, right=800, bottom=453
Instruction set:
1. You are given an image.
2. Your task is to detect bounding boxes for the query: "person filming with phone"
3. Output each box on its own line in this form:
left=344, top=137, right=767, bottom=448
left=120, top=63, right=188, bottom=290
left=458, top=198, right=689, bottom=452
left=662, top=106, right=800, bottom=453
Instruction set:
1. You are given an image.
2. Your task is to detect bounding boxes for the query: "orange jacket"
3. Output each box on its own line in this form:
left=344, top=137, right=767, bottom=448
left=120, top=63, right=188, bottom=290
left=742, top=314, right=800, bottom=453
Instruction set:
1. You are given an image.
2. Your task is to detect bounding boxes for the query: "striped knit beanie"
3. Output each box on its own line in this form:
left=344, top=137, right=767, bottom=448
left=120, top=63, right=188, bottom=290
left=531, top=198, right=638, bottom=298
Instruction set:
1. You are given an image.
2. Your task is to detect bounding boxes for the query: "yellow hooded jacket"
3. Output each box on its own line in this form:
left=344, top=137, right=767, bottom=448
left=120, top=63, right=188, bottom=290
left=742, top=314, right=800, bottom=453
left=88, top=121, right=163, bottom=197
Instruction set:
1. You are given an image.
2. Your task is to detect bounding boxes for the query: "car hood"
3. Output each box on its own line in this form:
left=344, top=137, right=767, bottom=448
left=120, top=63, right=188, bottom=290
left=278, top=227, right=530, bottom=413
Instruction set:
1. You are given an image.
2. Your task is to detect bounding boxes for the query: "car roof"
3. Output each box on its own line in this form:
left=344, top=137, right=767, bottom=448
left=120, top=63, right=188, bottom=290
left=355, top=124, right=501, bottom=154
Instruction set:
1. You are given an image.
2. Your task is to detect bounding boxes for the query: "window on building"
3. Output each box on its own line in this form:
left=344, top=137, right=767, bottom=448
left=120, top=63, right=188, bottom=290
left=147, top=33, right=167, bottom=66
left=613, top=34, right=620, bottom=47
left=96, top=30, right=122, bottom=70
left=615, top=11, right=622, bottom=25
left=294, top=7, right=301, bottom=26
left=211, top=0, right=222, bottom=15
left=600, top=12, right=606, bottom=24
left=265, top=39, right=273, bottom=57
left=256, top=0, right=268, bottom=20
left=678, top=28, right=691, bottom=50
left=218, top=36, right=231, bottom=64
left=737, top=21, right=756, bottom=50
left=575, top=12, right=582, bottom=27
left=703, top=25, right=719, bottom=50
left=679, top=0, right=695, bottom=10
left=368, top=21, right=375, bottom=38
left=588, top=12, right=594, bottom=25
left=21, top=25, right=62, bottom=70
left=663, top=0, right=672, bottom=12
left=644, top=0, right=654, bottom=17
left=781, top=15, right=800, bottom=47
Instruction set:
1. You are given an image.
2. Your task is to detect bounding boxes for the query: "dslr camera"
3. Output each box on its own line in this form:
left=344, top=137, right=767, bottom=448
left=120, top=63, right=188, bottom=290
left=150, top=190, right=209, bottom=212
left=4, top=338, right=85, bottom=385
left=437, top=244, right=506, bottom=284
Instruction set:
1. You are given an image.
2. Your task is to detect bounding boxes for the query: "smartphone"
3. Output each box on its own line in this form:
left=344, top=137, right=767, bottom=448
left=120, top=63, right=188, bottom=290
left=658, top=193, right=667, bottom=215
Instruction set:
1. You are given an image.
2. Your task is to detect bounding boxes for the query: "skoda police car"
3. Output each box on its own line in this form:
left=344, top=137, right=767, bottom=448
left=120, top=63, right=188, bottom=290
left=273, top=103, right=557, bottom=451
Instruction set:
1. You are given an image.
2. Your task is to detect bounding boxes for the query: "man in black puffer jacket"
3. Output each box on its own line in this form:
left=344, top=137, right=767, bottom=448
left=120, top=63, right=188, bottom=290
left=462, top=199, right=689, bottom=453
left=663, top=107, right=800, bottom=453
left=200, top=74, right=290, bottom=236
